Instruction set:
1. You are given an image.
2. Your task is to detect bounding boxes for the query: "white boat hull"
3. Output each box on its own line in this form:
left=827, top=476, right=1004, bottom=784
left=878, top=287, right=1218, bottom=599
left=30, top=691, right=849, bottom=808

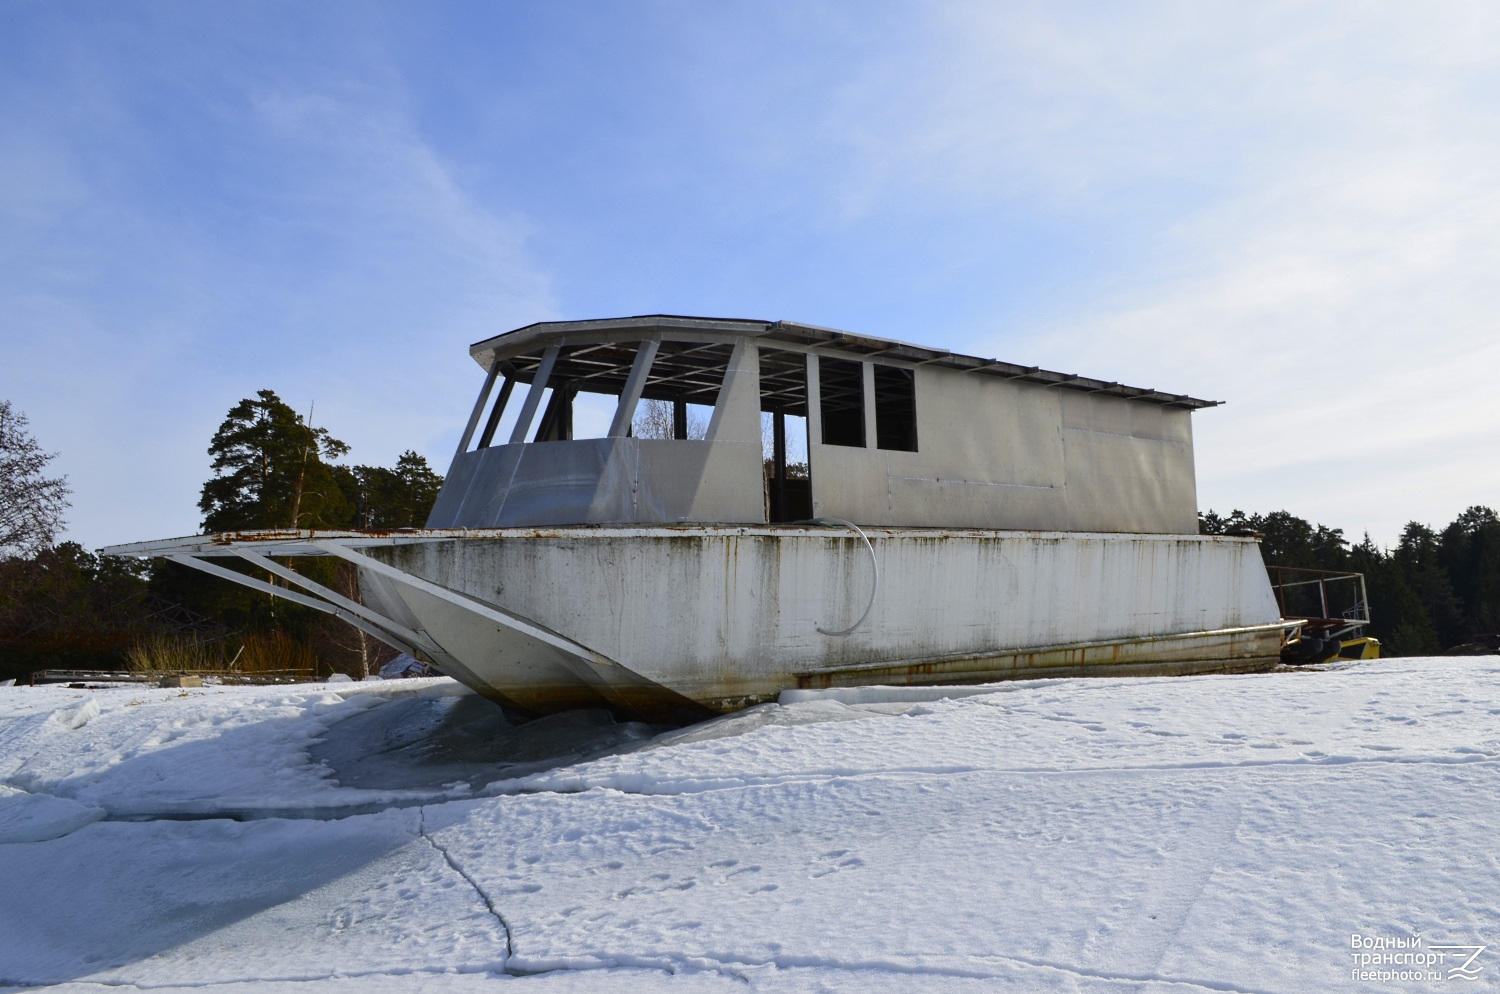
left=355, top=525, right=1285, bottom=718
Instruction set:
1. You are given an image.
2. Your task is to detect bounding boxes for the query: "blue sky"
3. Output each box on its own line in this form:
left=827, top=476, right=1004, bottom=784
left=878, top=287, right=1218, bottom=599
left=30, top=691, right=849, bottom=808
left=3, top=1, right=1498, bottom=549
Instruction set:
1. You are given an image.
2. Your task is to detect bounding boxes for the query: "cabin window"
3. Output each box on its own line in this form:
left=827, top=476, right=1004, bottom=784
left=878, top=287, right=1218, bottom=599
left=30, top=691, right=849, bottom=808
left=519, top=382, right=612, bottom=442
left=818, top=356, right=865, bottom=448
left=465, top=340, right=733, bottom=446
left=873, top=364, right=918, bottom=451
left=760, top=348, right=812, bottom=522
left=466, top=373, right=515, bottom=451
left=628, top=340, right=732, bottom=440
left=632, top=398, right=712, bottom=440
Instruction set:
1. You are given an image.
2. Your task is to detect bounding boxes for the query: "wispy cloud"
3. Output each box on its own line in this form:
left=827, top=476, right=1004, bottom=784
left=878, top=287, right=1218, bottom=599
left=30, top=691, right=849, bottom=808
left=800, top=0, right=1500, bottom=542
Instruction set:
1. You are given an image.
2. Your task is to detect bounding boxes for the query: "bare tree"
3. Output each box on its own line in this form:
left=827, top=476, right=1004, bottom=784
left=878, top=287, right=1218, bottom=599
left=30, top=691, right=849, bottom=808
left=632, top=399, right=707, bottom=440
left=0, top=400, right=70, bottom=559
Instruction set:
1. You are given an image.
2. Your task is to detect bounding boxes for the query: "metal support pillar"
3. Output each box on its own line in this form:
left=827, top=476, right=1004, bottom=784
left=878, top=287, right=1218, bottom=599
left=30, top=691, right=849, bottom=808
left=608, top=338, right=660, bottom=438
left=453, top=362, right=500, bottom=460
left=476, top=376, right=516, bottom=449
left=508, top=345, right=560, bottom=444
left=168, top=555, right=432, bottom=662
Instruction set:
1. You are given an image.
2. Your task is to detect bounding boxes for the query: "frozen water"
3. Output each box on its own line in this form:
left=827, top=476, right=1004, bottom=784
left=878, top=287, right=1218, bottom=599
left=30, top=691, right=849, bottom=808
left=1, top=657, right=1497, bottom=991
left=309, top=689, right=659, bottom=791
left=0, top=784, right=104, bottom=844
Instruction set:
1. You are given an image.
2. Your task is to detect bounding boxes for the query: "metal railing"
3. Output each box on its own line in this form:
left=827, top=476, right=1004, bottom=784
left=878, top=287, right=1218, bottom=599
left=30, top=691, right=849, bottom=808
left=1266, top=566, right=1370, bottom=639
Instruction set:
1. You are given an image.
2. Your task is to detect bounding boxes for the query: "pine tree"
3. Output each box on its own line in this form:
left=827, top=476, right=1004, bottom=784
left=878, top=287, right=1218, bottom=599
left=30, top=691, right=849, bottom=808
left=1395, top=522, right=1465, bottom=648
left=1438, top=506, right=1500, bottom=637
left=199, top=390, right=353, bottom=532
left=350, top=451, right=445, bottom=529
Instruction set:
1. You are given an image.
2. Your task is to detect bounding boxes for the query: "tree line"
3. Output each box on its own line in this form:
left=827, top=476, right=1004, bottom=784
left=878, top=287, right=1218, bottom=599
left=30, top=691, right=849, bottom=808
left=0, top=390, right=443, bottom=682
left=1200, top=507, right=1500, bottom=655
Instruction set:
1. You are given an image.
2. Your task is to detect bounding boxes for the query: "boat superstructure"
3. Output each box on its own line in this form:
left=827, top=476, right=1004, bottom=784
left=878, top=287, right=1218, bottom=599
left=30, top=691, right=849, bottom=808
left=106, top=316, right=1289, bottom=719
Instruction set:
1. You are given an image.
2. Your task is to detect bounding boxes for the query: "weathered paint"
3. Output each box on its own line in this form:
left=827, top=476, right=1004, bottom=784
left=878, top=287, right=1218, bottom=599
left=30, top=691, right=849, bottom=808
left=105, top=525, right=1284, bottom=718
left=791, top=624, right=1287, bottom=690
left=433, top=317, right=1207, bottom=534
left=360, top=526, right=1281, bottom=714
left=808, top=363, right=1198, bottom=533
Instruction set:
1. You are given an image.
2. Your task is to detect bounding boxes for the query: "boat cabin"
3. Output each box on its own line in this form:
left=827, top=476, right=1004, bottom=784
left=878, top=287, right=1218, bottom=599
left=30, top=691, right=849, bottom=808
left=428, top=316, right=1218, bottom=534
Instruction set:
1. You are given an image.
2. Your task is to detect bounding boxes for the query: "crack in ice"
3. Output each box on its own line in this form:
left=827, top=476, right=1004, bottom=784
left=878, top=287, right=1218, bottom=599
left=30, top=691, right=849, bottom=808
left=416, top=805, right=517, bottom=971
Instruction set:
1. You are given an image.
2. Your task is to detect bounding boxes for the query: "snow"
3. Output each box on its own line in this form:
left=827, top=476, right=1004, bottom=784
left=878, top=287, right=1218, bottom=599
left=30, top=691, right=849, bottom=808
left=1, top=657, right=1497, bottom=991
left=0, top=785, right=103, bottom=844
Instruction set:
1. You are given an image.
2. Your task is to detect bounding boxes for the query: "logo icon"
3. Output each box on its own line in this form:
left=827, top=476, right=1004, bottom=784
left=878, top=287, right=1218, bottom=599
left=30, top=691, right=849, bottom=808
left=1427, top=945, right=1487, bottom=981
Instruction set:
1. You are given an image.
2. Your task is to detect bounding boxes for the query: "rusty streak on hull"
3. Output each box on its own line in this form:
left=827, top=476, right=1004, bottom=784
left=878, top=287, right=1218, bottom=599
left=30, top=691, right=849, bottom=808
left=790, top=624, right=1286, bottom=693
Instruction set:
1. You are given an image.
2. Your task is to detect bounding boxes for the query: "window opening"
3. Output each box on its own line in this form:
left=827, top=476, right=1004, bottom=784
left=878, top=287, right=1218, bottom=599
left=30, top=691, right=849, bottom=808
left=525, top=387, right=556, bottom=442
left=530, top=382, right=619, bottom=442
left=628, top=340, right=732, bottom=440
left=569, top=391, right=618, bottom=439
left=469, top=339, right=735, bottom=445
left=474, top=376, right=516, bottom=449
left=633, top=398, right=711, bottom=440
left=760, top=348, right=812, bottom=523
left=534, top=383, right=576, bottom=442
left=818, top=356, right=865, bottom=448
left=873, top=364, right=918, bottom=451
left=471, top=342, right=677, bottom=445
left=545, top=341, right=649, bottom=441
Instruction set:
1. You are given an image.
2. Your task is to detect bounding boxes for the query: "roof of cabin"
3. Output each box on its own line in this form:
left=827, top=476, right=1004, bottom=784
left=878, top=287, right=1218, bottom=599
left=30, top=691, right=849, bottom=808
left=468, top=315, right=1221, bottom=410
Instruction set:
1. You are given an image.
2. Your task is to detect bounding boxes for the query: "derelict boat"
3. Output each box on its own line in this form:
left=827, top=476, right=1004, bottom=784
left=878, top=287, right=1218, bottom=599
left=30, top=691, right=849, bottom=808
left=106, top=316, right=1288, bottom=720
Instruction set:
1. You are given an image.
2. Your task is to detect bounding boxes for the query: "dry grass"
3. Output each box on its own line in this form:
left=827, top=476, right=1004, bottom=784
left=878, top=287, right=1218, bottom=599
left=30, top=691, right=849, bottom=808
left=125, top=630, right=322, bottom=679
left=125, top=634, right=220, bottom=673
left=238, top=630, right=320, bottom=676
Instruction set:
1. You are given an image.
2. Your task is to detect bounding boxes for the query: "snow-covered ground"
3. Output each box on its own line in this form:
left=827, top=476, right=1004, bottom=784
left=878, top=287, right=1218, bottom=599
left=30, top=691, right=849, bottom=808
left=1, top=657, right=1497, bottom=992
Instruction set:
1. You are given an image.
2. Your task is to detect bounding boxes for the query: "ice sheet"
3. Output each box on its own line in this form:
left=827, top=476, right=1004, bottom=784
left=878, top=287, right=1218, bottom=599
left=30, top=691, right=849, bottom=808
left=1, top=657, right=1496, bottom=991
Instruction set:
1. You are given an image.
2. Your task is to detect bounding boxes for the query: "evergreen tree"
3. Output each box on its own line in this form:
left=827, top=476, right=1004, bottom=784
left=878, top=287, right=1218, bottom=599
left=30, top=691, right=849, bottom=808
left=1438, top=506, right=1500, bottom=637
left=349, top=451, right=445, bottom=529
left=1204, top=506, right=1500, bottom=655
left=1347, top=534, right=1438, bottom=655
left=1394, top=522, right=1465, bottom=648
left=199, top=390, right=353, bottom=532
left=1, top=389, right=452, bottom=679
left=1198, top=509, right=1347, bottom=570
left=0, top=542, right=151, bottom=681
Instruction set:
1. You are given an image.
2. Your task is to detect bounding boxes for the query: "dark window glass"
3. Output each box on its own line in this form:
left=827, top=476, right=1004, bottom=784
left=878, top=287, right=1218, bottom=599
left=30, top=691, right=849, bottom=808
left=874, top=365, right=917, bottom=451
left=819, top=357, right=865, bottom=447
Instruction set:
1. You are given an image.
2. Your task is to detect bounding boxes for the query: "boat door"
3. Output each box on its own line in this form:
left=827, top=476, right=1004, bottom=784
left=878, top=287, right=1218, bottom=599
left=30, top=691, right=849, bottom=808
left=759, top=348, right=812, bottom=522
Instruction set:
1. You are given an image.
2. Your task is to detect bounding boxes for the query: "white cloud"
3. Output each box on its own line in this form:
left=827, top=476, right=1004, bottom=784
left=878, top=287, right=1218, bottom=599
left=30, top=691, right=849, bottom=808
left=1053, top=136, right=1500, bottom=545
left=816, top=1, right=1500, bottom=544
